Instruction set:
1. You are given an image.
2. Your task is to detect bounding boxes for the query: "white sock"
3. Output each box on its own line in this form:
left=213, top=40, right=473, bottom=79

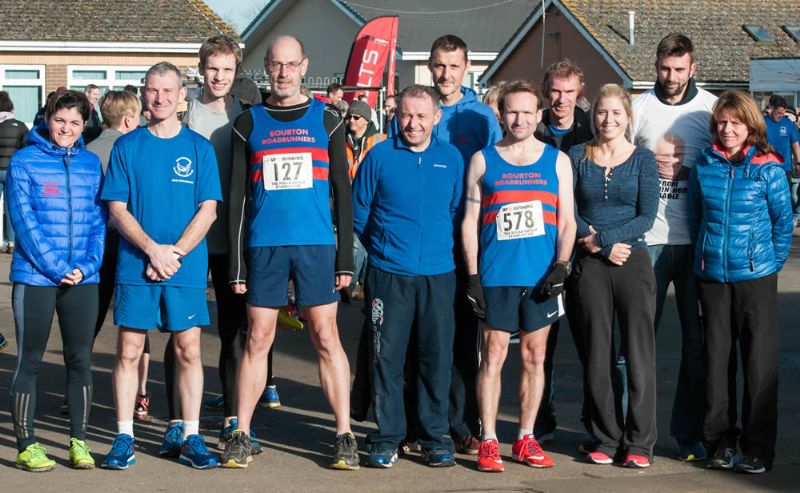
left=117, top=420, right=134, bottom=438
left=517, top=428, right=533, bottom=440
left=183, top=420, right=199, bottom=440
left=482, top=433, right=498, bottom=442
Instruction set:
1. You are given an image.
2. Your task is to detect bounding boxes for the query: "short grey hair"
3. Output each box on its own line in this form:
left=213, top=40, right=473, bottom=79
left=145, top=62, right=182, bottom=86
left=396, top=85, right=441, bottom=112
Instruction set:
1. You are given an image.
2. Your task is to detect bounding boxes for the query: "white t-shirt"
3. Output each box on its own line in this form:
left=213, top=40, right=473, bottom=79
left=185, top=96, right=244, bottom=255
left=631, top=87, right=717, bottom=245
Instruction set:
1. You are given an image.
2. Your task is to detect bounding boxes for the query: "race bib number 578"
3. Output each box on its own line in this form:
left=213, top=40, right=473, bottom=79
left=262, top=152, right=313, bottom=190
left=496, top=200, right=545, bottom=240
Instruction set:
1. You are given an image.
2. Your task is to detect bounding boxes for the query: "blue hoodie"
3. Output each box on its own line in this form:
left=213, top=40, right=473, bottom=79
left=8, top=124, right=106, bottom=286
left=391, top=86, right=503, bottom=164
left=352, top=134, right=463, bottom=276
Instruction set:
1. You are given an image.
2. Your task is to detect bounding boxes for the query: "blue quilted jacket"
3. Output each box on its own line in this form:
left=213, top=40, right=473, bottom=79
left=688, top=144, right=793, bottom=283
left=7, top=125, right=106, bottom=286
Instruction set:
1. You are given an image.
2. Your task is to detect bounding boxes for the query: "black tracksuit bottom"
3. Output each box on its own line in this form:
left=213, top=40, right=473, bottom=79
left=697, top=272, right=779, bottom=468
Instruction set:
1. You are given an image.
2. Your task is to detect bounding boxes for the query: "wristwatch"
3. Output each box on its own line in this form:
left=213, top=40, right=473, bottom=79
left=556, top=259, right=572, bottom=275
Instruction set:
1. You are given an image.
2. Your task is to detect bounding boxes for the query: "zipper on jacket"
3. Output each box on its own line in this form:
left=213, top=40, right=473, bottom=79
left=417, top=156, right=423, bottom=271
left=748, top=230, right=755, bottom=272
left=64, top=152, right=73, bottom=266
left=721, top=162, right=734, bottom=282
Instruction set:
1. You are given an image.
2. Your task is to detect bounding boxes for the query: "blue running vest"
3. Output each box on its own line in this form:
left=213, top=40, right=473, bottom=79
left=246, top=99, right=334, bottom=247
left=479, top=144, right=559, bottom=287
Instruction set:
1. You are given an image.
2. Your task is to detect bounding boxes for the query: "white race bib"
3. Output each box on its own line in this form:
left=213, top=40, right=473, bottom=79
left=262, top=152, right=313, bottom=190
left=495, top=200, right=545, bottom=240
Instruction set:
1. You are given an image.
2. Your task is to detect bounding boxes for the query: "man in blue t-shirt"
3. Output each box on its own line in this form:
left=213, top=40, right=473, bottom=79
left=100, top=62, right=222, bottom=471
left=765, top=95, right=800, bottom=174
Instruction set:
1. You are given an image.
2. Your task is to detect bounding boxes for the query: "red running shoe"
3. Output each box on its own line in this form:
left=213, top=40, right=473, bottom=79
left=586, top=451, right=613, bottom=464
left=512, top=434, right=554, bottom=468
left=623, top=454, right=650, bottom=468
left=476, top=439, right=504, bottom=472
left=134, top=393, right=151, bottom=420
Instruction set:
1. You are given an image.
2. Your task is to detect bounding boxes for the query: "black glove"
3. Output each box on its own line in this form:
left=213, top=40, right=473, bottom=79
left=466, top=274, right=486, bottom=320
left=541, top=262, right=569, bottom=297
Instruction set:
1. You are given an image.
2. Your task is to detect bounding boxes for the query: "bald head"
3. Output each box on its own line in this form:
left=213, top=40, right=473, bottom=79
left=265, top=35, right=305, bottom=63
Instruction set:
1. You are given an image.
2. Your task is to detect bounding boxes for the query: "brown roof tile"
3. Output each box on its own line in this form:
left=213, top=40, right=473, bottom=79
left=0, top=0, right=237, bottom=43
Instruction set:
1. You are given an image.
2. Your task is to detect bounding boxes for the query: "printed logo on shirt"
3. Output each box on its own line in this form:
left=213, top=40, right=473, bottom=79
left=433, top=163, right=448, bottom=169
left=42, top=182, right=61, bottom=196
left=172, top=157, right=195, bottom=184
left=780, top=126, right=788, bottom=137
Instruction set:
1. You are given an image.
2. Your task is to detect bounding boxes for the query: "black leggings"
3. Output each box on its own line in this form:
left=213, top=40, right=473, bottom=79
left=10, top=283, right=98, bottom=450
left=164, top=254, right=274, bottom=420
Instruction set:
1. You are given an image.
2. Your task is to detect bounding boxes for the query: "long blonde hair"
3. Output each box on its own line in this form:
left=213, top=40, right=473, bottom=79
left=584, top=84, right=633, bottom=161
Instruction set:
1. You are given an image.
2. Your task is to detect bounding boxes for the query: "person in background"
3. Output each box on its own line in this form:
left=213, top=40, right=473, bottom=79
left=382, top=95, right=396, bottom=132
left=690, top=90, right=792, bottom=474
left=0, top=90, right=28, bottom=254
left=8, top=90, right=105, bottom=471
left=327, top=82, right=344, bottom=105
left=83, top=84, right=102, bottom=143
left=763, top=95, right=800, bottom=226
left=570, top=84, right=659, bottom=469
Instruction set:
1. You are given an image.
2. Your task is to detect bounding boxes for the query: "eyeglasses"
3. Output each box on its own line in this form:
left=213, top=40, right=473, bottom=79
left=346, top=115, right=364, bottom=121
left=267, top=60, right=305, bottom=73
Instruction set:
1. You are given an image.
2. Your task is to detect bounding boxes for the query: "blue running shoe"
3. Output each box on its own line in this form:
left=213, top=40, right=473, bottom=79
left=259, top=385, right=281, bottom=408
left=218, top=418, right=262, bottom=455
left=422, top=448, right=456, bottom=467
left=0, top=332, right=7, bottom=351
left=159, top=421, right=184, bottom=457
left=102, top=434, right=136, bottom=470
left=179, top=434, right=219, bottom=469
left=203, top=394, right=225, bottom=411
left=366, top=449, right=398, bottom=468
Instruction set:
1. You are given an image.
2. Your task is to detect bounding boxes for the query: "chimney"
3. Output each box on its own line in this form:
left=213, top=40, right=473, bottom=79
left=628, top=11, right=635, bottom=45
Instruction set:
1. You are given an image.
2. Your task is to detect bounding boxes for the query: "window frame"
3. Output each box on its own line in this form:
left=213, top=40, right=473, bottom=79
left=0, top=64, right=47, bottom=126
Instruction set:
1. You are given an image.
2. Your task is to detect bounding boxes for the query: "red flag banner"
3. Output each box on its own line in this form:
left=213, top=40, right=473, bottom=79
left=342, top=16, right=399, bottom=108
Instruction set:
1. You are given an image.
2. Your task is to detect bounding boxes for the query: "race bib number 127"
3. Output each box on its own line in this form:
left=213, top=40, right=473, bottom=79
left=262, top=152, right=313, bottom=190
left=496, top=200, right=545, bottom=240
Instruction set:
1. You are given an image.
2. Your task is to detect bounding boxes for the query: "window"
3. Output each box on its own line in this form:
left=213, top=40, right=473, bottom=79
left=783, top=25, right=800, bottom=43
left=743, top=25, right=775, bottom=43
left=68, top=65, right=149, bottom=94
left=0, top=65, right=46, bottom=125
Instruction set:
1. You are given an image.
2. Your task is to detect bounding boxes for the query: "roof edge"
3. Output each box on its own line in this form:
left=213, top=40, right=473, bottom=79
left=0, top=41, right=203, bottom=53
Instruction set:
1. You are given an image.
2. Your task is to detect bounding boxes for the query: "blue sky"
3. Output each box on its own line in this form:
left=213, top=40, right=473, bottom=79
left=206, top=0, right=265, bottom=33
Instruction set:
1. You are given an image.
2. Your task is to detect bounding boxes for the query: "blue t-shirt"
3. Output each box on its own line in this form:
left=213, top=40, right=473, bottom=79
left=764, top=115, right=799, bottom=171
left=101, top=127, right=222, bottom=287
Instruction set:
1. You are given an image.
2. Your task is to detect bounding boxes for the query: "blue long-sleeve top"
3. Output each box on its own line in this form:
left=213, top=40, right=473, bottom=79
left=569, top=144, right=659, bottom=257
left=352, top=134, right=463, bottom=276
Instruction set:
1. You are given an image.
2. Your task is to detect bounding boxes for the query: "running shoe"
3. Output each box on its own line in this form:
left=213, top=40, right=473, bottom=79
left=734, top=455, right=766, bottom=474
left=623, top=454, right=651, bottom=468
left=102, top=434, right=136, bottom=470
left=218, top=418, right=262, bottom=455
left=421, top=448, right=456, bottom=467
left=179, top=434, right=219, bottom=469
left=330, top=432, right=360, bottom=470
left=279, top=303, right=305, bottom=330
left=455, top=434, right=480, bottom=455
left=678, top=440, right=707, bottom=462
left=133, top=392, right=151, bottom=420
left=586, top=451, right=613, bottom=465
left=578, top=436, right=601, bottom=455
left=399, top=440, right=421, bottom=455
left=203, top=394, right=225, bottom=411
left=220, top=430, right=252, bottom=468
left=707, top=447, right=739, bottom=470
left=259, top=385, right=281, bottom=408
left=16, top=443, right=56, bottom=472
left=534, top=428, right=555, bottom=444
left=159, top=421, right=184, bottom=457
left=69, top=438, right=95, bottom=469
left=0, top=332, right=7, bottom=351
left=366, top=449, right=398, bottom=468
left=512, top=434, right=554, bottom=468
left=476, top=438, right=504, bottom=472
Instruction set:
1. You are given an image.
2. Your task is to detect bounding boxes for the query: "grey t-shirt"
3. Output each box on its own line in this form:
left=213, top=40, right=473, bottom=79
left=185, top=96, right=244, bottom=255
left=86, top=128, right=123, bottom=173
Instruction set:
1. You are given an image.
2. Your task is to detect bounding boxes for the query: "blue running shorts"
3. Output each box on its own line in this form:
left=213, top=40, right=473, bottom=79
left=114, top=284, right=210, bottom=332
left=484, top=286, right=563, bottom=333
left=246, top=245, right=339, bottom=308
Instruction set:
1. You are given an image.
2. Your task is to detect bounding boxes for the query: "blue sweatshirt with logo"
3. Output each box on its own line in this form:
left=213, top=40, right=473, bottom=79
left=352, top=134, right=463, bottom=276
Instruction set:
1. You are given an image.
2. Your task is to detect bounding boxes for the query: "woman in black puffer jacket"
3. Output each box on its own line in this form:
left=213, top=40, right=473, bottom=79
left=0, top=90, right=29, bottom=252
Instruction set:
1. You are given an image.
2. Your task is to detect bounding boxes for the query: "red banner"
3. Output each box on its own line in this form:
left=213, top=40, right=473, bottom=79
left=342, top=16, right=399, bottom=108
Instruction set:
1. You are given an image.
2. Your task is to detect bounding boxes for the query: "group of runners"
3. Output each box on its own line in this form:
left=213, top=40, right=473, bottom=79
left=5, top=28, right=792, bottom=478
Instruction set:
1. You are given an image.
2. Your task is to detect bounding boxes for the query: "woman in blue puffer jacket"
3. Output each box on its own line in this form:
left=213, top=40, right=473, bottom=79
left=7, top=90, right=105, bottom=471
left=688, top=90, right=792, bottom=475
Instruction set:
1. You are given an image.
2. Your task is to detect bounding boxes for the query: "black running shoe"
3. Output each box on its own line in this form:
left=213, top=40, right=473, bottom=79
left=220, top=431, right=252, bottom=469
left=330, top=432, right=360, bottom=470
left=707, top=447, right=738, bottom=470
left=734, top=455, right=766, bottom=474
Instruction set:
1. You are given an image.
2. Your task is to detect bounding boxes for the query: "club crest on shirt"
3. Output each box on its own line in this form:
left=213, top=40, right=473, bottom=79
left=173, top=157, right=194, bottom=178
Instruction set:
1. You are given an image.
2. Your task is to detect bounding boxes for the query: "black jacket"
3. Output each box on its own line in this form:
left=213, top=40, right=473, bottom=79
left=0, top=118, right=28, bottom=169
left=535, top=107, right=593, bottom=152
